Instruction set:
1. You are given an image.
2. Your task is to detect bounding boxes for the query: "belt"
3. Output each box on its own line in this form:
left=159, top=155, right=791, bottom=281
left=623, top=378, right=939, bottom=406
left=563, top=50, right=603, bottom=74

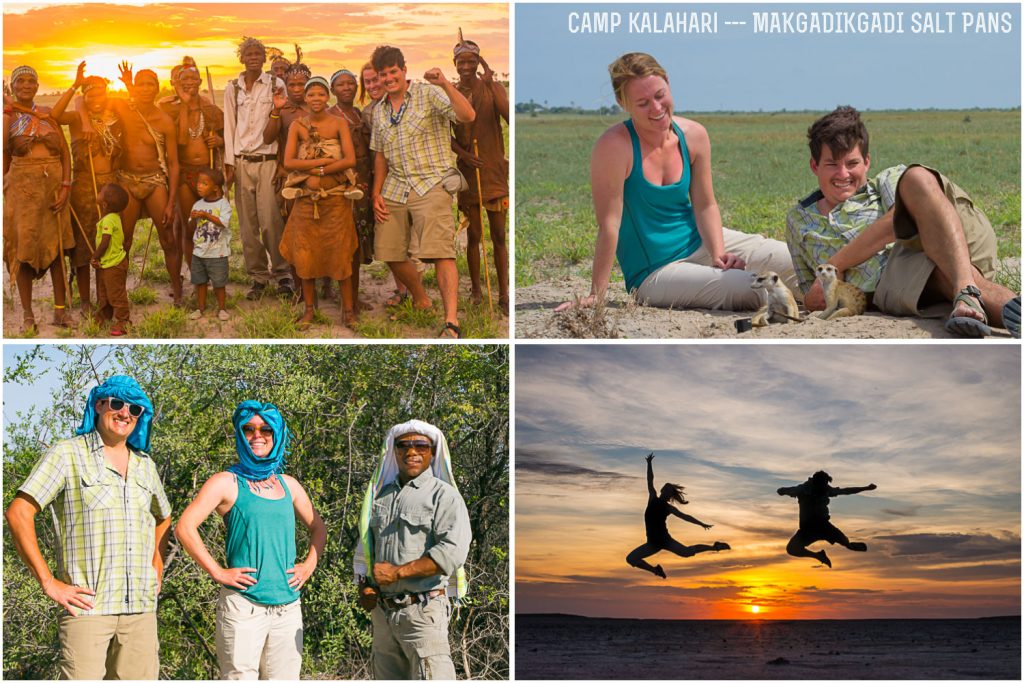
left=379, top=589, right=445, bottom=611
left=236, top=153, right=277, bottom=162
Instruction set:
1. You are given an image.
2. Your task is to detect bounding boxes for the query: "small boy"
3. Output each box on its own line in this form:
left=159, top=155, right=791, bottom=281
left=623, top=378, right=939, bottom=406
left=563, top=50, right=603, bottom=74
left=90, top=183, right=132, bottom=336
left=188, top=167, right=233, bottom=321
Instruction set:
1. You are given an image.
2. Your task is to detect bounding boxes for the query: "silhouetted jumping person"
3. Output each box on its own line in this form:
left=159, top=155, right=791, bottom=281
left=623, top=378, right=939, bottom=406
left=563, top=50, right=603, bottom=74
left=777, top=470, right=876, bottom=568
left=626, top=453, right=730, bottom=578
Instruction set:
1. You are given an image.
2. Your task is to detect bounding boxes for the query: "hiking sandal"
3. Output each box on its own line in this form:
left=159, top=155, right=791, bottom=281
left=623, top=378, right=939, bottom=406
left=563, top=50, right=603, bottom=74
left=1003, top=296, right=1021, bottom=338
left=440, top=322, right=462, bottom=339
left=944, top=285, right=991, bottom=338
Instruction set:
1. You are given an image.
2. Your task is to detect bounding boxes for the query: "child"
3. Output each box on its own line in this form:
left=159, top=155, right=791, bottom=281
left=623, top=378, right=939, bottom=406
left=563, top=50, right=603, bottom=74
left=188, top=167, right=233, bottom=321
left=90, top=183, right=131, bottom=336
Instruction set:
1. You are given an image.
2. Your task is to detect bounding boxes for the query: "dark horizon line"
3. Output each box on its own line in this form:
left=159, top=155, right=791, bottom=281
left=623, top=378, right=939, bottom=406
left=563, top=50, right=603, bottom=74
left=517, top=612, right=1022, bottom=622
left=515, top=105, right=1022, bottom=115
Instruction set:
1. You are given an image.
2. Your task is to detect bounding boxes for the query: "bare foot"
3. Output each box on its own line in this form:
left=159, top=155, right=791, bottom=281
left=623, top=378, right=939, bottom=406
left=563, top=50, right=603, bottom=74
left=817, top=551, right=832, bottom=568
left=295, top=309, right=315, bottom=331
left=653, top=564, right=667, bottom=579
left=470, top=289, right=483, bottom=306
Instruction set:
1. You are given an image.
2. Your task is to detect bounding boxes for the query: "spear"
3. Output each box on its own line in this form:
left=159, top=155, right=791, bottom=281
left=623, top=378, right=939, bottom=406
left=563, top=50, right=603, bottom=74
left=205, top=66, right=216, bottom=167
left=472, top=139, right=493, bottom=313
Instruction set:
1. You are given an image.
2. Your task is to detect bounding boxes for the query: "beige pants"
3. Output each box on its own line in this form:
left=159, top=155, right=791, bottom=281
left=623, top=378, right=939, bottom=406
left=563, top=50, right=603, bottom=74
left=58, top=612, right=158, bottom=680
left=634, top=228, right=800, bottom=310
left=215, top=588, right=303, bottom=680
left=372, top=596, right=456, bottom=680
left=234, top=158, right=289, bottom=285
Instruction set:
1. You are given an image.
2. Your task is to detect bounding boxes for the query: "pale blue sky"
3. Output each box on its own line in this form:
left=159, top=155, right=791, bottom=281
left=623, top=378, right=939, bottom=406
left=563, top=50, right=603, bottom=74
left=516, top=3, right=1021, bottom=111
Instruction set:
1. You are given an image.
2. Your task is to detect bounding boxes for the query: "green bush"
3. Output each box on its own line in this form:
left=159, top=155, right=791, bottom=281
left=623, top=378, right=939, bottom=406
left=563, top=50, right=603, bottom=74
left=3, top=345, right=509, bottom=679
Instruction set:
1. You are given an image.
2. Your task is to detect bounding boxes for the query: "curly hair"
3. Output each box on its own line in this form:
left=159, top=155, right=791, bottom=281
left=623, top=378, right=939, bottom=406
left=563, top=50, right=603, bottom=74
left=806, top=106, right=869, bottom=163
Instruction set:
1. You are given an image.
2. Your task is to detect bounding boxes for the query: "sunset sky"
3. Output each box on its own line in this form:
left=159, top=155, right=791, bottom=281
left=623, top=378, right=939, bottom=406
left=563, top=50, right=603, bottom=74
left=4, top=2, right=508, bottom=93
left=516, top=345, right=1021, bottom=620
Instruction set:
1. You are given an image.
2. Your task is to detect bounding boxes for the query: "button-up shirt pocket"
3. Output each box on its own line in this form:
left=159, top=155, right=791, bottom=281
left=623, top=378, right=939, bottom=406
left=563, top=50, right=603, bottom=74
left=81, top=475, right=117, bottom=516
left=395, top=510, right=433, bottom=565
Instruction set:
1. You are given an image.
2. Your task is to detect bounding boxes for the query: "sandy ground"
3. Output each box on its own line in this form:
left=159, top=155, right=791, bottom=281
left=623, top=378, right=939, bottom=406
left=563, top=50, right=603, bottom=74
left=516, top=614, right=1020, bottom=679
left=3, top=258, right=509, bottom=340
left=515, top=276, right=1015, bottom=340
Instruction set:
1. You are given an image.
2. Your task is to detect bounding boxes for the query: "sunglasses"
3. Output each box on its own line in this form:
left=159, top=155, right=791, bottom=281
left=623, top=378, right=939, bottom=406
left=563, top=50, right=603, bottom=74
left=395, top=439, right=432, bottom=452
left=101, top=398, right=144, bottom=418
left=242, top=424, right=275, bottom=438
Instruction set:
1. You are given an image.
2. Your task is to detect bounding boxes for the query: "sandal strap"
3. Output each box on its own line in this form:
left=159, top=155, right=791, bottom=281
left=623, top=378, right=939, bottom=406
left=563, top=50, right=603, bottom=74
left=952, top=285, right=987, bottom=322
left=440, top=322, right=461, bottom=339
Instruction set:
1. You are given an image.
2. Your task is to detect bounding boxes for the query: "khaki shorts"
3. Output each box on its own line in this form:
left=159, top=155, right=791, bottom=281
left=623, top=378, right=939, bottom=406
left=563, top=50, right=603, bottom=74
left=874, top=165, right=999, bottom=316
left=375, top=184, right=457, bottom=262
left=58, top=612, right=158, bottom=680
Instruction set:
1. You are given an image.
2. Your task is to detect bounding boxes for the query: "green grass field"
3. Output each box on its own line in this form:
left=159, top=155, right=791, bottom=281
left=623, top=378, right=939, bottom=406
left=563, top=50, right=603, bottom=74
left=515, top=110, right=1021, bottom=288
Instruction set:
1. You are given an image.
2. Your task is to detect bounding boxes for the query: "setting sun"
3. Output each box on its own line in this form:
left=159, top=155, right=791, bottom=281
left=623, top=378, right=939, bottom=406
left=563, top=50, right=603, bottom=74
left=750, top=605, right=761, bottom=614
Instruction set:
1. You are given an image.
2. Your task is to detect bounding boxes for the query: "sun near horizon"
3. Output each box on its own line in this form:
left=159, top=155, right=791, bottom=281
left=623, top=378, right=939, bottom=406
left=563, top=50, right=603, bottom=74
left=4, top=2, right=509, bottom=93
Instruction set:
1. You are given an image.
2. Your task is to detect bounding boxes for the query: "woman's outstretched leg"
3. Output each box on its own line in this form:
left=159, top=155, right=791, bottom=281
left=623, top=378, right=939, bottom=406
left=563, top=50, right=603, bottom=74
left=626, top=542, right=666, bottom=578
left=666, top=538, right=730, bottom=558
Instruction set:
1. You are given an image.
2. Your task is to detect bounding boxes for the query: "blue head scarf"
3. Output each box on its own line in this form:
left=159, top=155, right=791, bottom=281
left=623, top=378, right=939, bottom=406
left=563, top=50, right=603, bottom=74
left=76, top=375, right=155, bottom=452
left=229, top=400, right=289, bottom=481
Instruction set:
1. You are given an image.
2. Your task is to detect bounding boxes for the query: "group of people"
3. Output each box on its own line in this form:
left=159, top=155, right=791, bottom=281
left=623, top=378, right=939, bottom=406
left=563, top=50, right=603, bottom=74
left=626, top=453, right=876, bottom=578
left=4, top=34, right=509, bottom=338
left=5, top=376, right=472, bottom=680
left=559, top=52, right=1021, bottom=338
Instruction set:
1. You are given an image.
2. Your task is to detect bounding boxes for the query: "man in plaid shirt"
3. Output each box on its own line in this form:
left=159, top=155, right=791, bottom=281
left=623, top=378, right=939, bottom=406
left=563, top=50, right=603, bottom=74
left=370, top=45, right=476, bottom=339
left=5, top=376, right=171, bottom=679
left=786, top=106, right=1015, bottom=337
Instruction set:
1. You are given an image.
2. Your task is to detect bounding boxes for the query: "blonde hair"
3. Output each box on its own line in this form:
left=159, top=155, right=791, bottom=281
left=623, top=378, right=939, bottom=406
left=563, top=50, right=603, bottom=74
left=608, top=52, right=668, bottom=107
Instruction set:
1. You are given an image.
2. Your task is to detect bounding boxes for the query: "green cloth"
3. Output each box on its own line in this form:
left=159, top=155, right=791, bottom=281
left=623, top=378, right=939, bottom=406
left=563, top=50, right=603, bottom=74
left=95, top=212, right=127, bottom=269
left=17, top=431, right=172, bottom=615
left=224, top=474, right=299, bottom=606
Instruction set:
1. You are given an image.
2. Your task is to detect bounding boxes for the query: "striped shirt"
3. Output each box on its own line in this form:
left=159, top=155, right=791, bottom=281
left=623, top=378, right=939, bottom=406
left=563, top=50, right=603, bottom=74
left=370, top=82, right=458, bottom=202
left=785, top=165, right=906, bottom=294
left=18, top=431, right=172, bottom=615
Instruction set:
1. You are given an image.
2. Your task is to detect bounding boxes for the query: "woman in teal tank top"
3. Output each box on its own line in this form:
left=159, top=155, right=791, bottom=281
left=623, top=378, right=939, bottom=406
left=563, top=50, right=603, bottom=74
left=556, top=53, right=800, bottom=315
left=175, top=401, right=327, bottom=679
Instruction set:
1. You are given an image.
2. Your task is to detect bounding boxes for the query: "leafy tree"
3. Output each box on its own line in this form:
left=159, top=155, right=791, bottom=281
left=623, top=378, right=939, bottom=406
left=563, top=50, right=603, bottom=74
left=4, top=344, right=509, bottom=680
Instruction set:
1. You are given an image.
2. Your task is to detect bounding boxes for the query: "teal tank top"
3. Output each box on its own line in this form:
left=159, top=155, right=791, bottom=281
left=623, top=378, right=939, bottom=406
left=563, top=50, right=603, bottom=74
left=616, top=119, right=701, bottom=292
left=224, top=474, right=299, bottom=606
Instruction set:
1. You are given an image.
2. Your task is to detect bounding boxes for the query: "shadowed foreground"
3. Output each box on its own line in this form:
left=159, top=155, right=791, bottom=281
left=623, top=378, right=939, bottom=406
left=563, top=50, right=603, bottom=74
left=516, top=614, right=1020, bottom=679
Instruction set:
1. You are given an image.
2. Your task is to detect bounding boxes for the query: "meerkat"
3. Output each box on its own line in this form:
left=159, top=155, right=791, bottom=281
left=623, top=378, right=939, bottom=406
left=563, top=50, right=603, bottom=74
left=750, top=271, right=802, bottom=326
left=815, top=264, right=868, bottom=320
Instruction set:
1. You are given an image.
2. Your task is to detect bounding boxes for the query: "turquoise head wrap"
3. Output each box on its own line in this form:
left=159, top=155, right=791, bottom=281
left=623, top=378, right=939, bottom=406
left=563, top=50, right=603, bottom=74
left=76, top=375, right=154, bottom=452
left=229, top=401, right=289, bottom=481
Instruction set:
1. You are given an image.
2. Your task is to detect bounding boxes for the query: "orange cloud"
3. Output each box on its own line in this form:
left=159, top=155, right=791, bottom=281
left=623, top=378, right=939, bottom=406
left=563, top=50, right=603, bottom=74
left=4, top=2, right=508, bottom=92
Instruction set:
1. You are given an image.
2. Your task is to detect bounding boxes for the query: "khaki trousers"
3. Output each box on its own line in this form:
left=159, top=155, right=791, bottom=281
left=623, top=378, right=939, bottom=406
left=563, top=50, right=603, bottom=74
left=634, top=228, right=801, bottom=310
left=215, top=588, right=303, bottom=680
left=58, top=612, right=158, bottom=680
left=372, top=596, right=456, bottom=680
left=235, top=158, right=289, bottom=285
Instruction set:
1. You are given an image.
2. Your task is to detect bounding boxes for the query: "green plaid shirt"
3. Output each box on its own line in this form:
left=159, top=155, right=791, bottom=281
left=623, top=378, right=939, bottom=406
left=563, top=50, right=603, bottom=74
left=785, top=165, right=906, bottom=294
left=18, top=431, right=171, bottom=615
left=370, top=82, right=458, bottom=202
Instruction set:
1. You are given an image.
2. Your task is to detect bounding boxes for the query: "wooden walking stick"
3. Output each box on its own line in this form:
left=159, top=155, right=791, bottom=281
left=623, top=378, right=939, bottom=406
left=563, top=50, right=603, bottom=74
left=205, top=66, right=216, bottom=167
left=53, top=191, right=70, bottom=323
left=68, top=204, right=96, bottom=257
left=88, top=146, right=102, bottom=218
left=137, top=221, right=155, bottom=288
left=472, top=139, right=493, bottom=312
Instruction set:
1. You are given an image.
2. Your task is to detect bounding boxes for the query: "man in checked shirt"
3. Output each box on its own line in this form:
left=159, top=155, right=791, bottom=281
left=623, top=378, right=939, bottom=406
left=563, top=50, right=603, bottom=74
left=369, top=45, right=476, bottom=339
left=786, top=105, right=1016, bottom=337
left=5, top=376, right=171, bottom=679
